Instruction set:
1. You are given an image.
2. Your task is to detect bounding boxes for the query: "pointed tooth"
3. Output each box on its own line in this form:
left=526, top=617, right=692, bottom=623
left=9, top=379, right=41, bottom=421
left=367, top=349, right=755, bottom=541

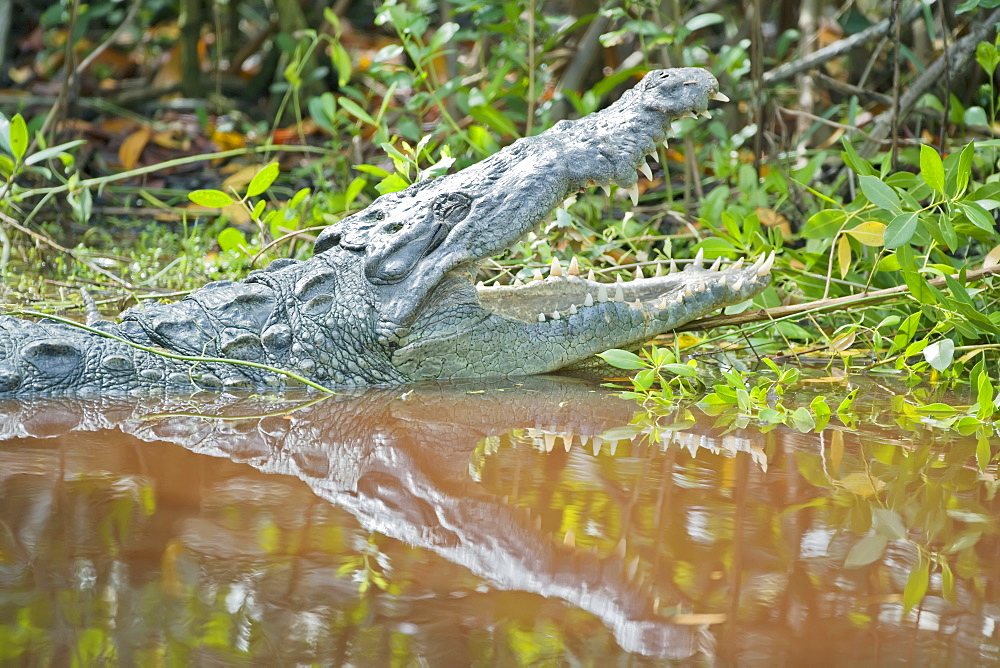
left=564, top=527, right=575, bottom=546
left=614, top=285, right=624, bottom=302
left=592, top=436, right=603, bottom=456
left=657, top=297, right=668, bottom=309
left=563, top=435, right=573, bottom=452
left=699, top=110, right=712, bottom=119
left=690, top=248, right=704, bottom=270
left=695, top=281, right=706, bottom=293
left=711, top=91, right=730, bottom=102
left=610, top=439, right=619, bottom=456
left=538, top=313, right=546, bottom=322
left=639, top=161, right=653, bottom=180
left=626, top=184, right=639, bottom=206
left=684, top=111, right=698, bottom=120
left=552, top=310, right=561, bottom=320
left=654, top=263, right=663, bottom=277
left=579, top=434, right=590, bottom=447
left=649, top=150, right=660, bottom=164
left=673, top=292, right=684, bottom=303
left=513, top=277, right=524, bottom=286
left=669, top=258, right=678, bottom=273
left=709, top=257, right=722, bottom=271
left=661, top=139, right=669, bottom=151
left=532, top=267, right=544, bottom=281
left=718, top=275, right=727, bottom=286
left=584, top=293, right=594, bottom=307
left=601, top=184, right=611, bottom=197
left=730, top=257, right=744, bottom=271
left=683, top=286, right=693, bottom=297
left=543, top=432, right=556, bottom=452
left=616, top=274, right=624, bottom=284
left=631, top=298, right=642, bottom=309
left=756, top=250, right=776, bottom=277
left=567, top=256, right=580, bottom=276
left=598, top=285, right=609, bottom=302
left=587, top=268, right=596, bottom=282
left=476, top=281, right=485, bottom=288
left=568, top=304, right=577, bottom=314
left=732, top=276, right=744, bottom=291
left=549, top=257, right=563, bottom=277
left=634, top=265, right=644, bottom=280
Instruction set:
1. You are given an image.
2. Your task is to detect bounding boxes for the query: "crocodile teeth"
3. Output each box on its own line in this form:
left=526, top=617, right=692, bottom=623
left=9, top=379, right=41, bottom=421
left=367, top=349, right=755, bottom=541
left=694, top=281, right=706, bottom=293
left=669, top=258, right=678, bottom=273
left=654, top=263, right=663, bottom=277
left=587, top=269, right=596, bottom=282
left=684, top=111, right=698, bottom=120
left=538, top=313, right=546, bottom=322
left=673, top=292, right=684, bottom=303
left=544, top=432, right=556, bottom=452
left=568, top=304, right=578, bottom=314
left=584, top=293, right=594, bottom=307
left=476, top=280, right=485, bottom=288
left=552, top=310, right=561, bottom=320
left=732, top=276, right=744, bottom=291
left=711, top=92, right=730, bottom=102
left=699, top=110, right=712, bottom=119
left=567, top=256, right=580, bottom=276
left=634, top=266, right=644, bottom=280
left=639, top=162, right=653, bottom=181
left=683, top=286, right=693, bottom=297
left=662, top=139, right=669, bottom=151
left=550, top=258, right=563, bottom=277
left=626, top=184, right=639, bottom=206
left=532, top=268, right=544, bottom=281
left=730, top=257, right=744, bottom=271
left=718, top=275, right=727, bottom=286
left=615, top=284, right=625, bottom=302
left=755, top=250, right=776, bottom=276
left=602, top=184, right=612, bottom=197
left=657, top=297, right=668, bottom=309
left=689, top=248, right=704, bottom=270
left=709, top=257, right=722, bottom=271
left=513, top=277, right=524, bottom=286
left=598, top=285, right=609, bottom=302
left=629, top=299, right=640, bottom=309
left=649, top=150, right=660, bottom=164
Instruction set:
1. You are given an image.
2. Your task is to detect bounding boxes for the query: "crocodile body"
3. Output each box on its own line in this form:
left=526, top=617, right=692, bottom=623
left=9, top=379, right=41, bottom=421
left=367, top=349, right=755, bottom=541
left=0, top=68, right=772, bottom=395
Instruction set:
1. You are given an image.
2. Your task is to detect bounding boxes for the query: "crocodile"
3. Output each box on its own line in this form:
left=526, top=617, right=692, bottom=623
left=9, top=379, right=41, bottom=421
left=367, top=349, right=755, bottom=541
left=0, top=68, right=773, bottom=395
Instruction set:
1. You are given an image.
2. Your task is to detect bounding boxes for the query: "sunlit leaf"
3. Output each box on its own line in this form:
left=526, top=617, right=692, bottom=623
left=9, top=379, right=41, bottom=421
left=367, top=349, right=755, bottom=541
left=920, top=143, right=946, bottom=194
left=247, top=162, right=280, bottom=197
left=941, top=559, right=956, bottom=603
left=829, top=330, right=856, bottom=352
left=837, top=234, right=851, bottom=278
left=840, top=472, right=885, bottom=497
left=923, top=339, right=955, bottom=371
left=844, top=533, right=888, bottom=568
left=955, top=141, right=975, bottom=196
left=902, top=556, right=929, bottom=615
left=845, top=221, right=886, bottom=246
left=217, top=226, right=248, bottom=253
left=339, top=97, right=377, bottom=125
left=190, top=189, right=235, bottom=208
left=8, top=113, right=27, bottom=161
left=884, top=212, right=918, bottom=249
left=597, top=349, right=647, bottom=370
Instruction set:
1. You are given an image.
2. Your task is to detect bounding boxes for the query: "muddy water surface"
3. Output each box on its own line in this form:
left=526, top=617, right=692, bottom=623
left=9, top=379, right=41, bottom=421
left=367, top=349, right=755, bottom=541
left=0, top=376, right=997, bottom=665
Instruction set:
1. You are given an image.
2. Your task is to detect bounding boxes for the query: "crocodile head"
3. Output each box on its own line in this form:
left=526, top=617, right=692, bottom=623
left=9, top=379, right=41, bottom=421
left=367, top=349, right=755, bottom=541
left=315, top=68, right=773, bottom=380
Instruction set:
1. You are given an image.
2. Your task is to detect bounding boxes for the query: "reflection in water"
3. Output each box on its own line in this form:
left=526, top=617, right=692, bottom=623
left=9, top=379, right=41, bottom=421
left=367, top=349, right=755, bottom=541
left=0, top=376, right=998, bottom=664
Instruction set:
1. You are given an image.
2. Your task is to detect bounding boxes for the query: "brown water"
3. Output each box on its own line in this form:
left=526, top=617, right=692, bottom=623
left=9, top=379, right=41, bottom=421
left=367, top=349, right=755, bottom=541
left=0, top=376, right=997, bottom=666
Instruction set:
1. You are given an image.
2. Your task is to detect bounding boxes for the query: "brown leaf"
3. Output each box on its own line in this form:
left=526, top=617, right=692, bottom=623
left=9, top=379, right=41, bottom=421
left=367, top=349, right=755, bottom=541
left=756, top=207, right=790, bottom=238
left=118, top=126, right=152, bottom=170
left=984, top=244, right=1000, bottom=269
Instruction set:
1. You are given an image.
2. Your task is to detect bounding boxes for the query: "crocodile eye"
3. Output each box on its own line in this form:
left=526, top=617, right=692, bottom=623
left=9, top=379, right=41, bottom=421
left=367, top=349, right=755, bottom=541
left=433, top=193, right=472, bottom=224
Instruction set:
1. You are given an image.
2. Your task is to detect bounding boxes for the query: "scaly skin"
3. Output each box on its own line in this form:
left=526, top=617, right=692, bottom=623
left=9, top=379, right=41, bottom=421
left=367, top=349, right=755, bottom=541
left=0, top=68, right=773, bottom=395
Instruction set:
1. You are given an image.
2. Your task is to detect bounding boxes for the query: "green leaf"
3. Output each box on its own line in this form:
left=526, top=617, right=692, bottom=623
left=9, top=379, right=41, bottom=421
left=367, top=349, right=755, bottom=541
left=9, top=113, right=27, bottom=161
left=902, top=556, right=929, bottom=615
left=923, top=339, right=955, bottom=371
left=842, top=138, right=875, bottom=176
left=469, top=104, right=518, bottom=137
left=217, top=227, right=249, bottom=253
left=941, top=559, right=956, bottom=603
left=597, top=349, right=647, bottom=370
left=977, top=435, right=991, bottom=471
left=189, top=189, right=235, bottom=208
left=955, top=142, right=975, bottom=196
left=662, top=363, right=697, bottom=377
left=844, top=533, right=888, bottom=568
left=633, top=368, right=657, bottom=390
left=247, top=162, right=280, bottom=197
left=872, top=508, right=907, bottom=540
left=859, top=175, right=901, bottom=213
left=883, top=212, right=918, bottom=249
left=956, top=201, right=996, bottom=232
left=339, top=97, right=377, bottom=125
left=920, top=144, right=945, bottom=194
left=24, top=139, right=86, bottom=166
